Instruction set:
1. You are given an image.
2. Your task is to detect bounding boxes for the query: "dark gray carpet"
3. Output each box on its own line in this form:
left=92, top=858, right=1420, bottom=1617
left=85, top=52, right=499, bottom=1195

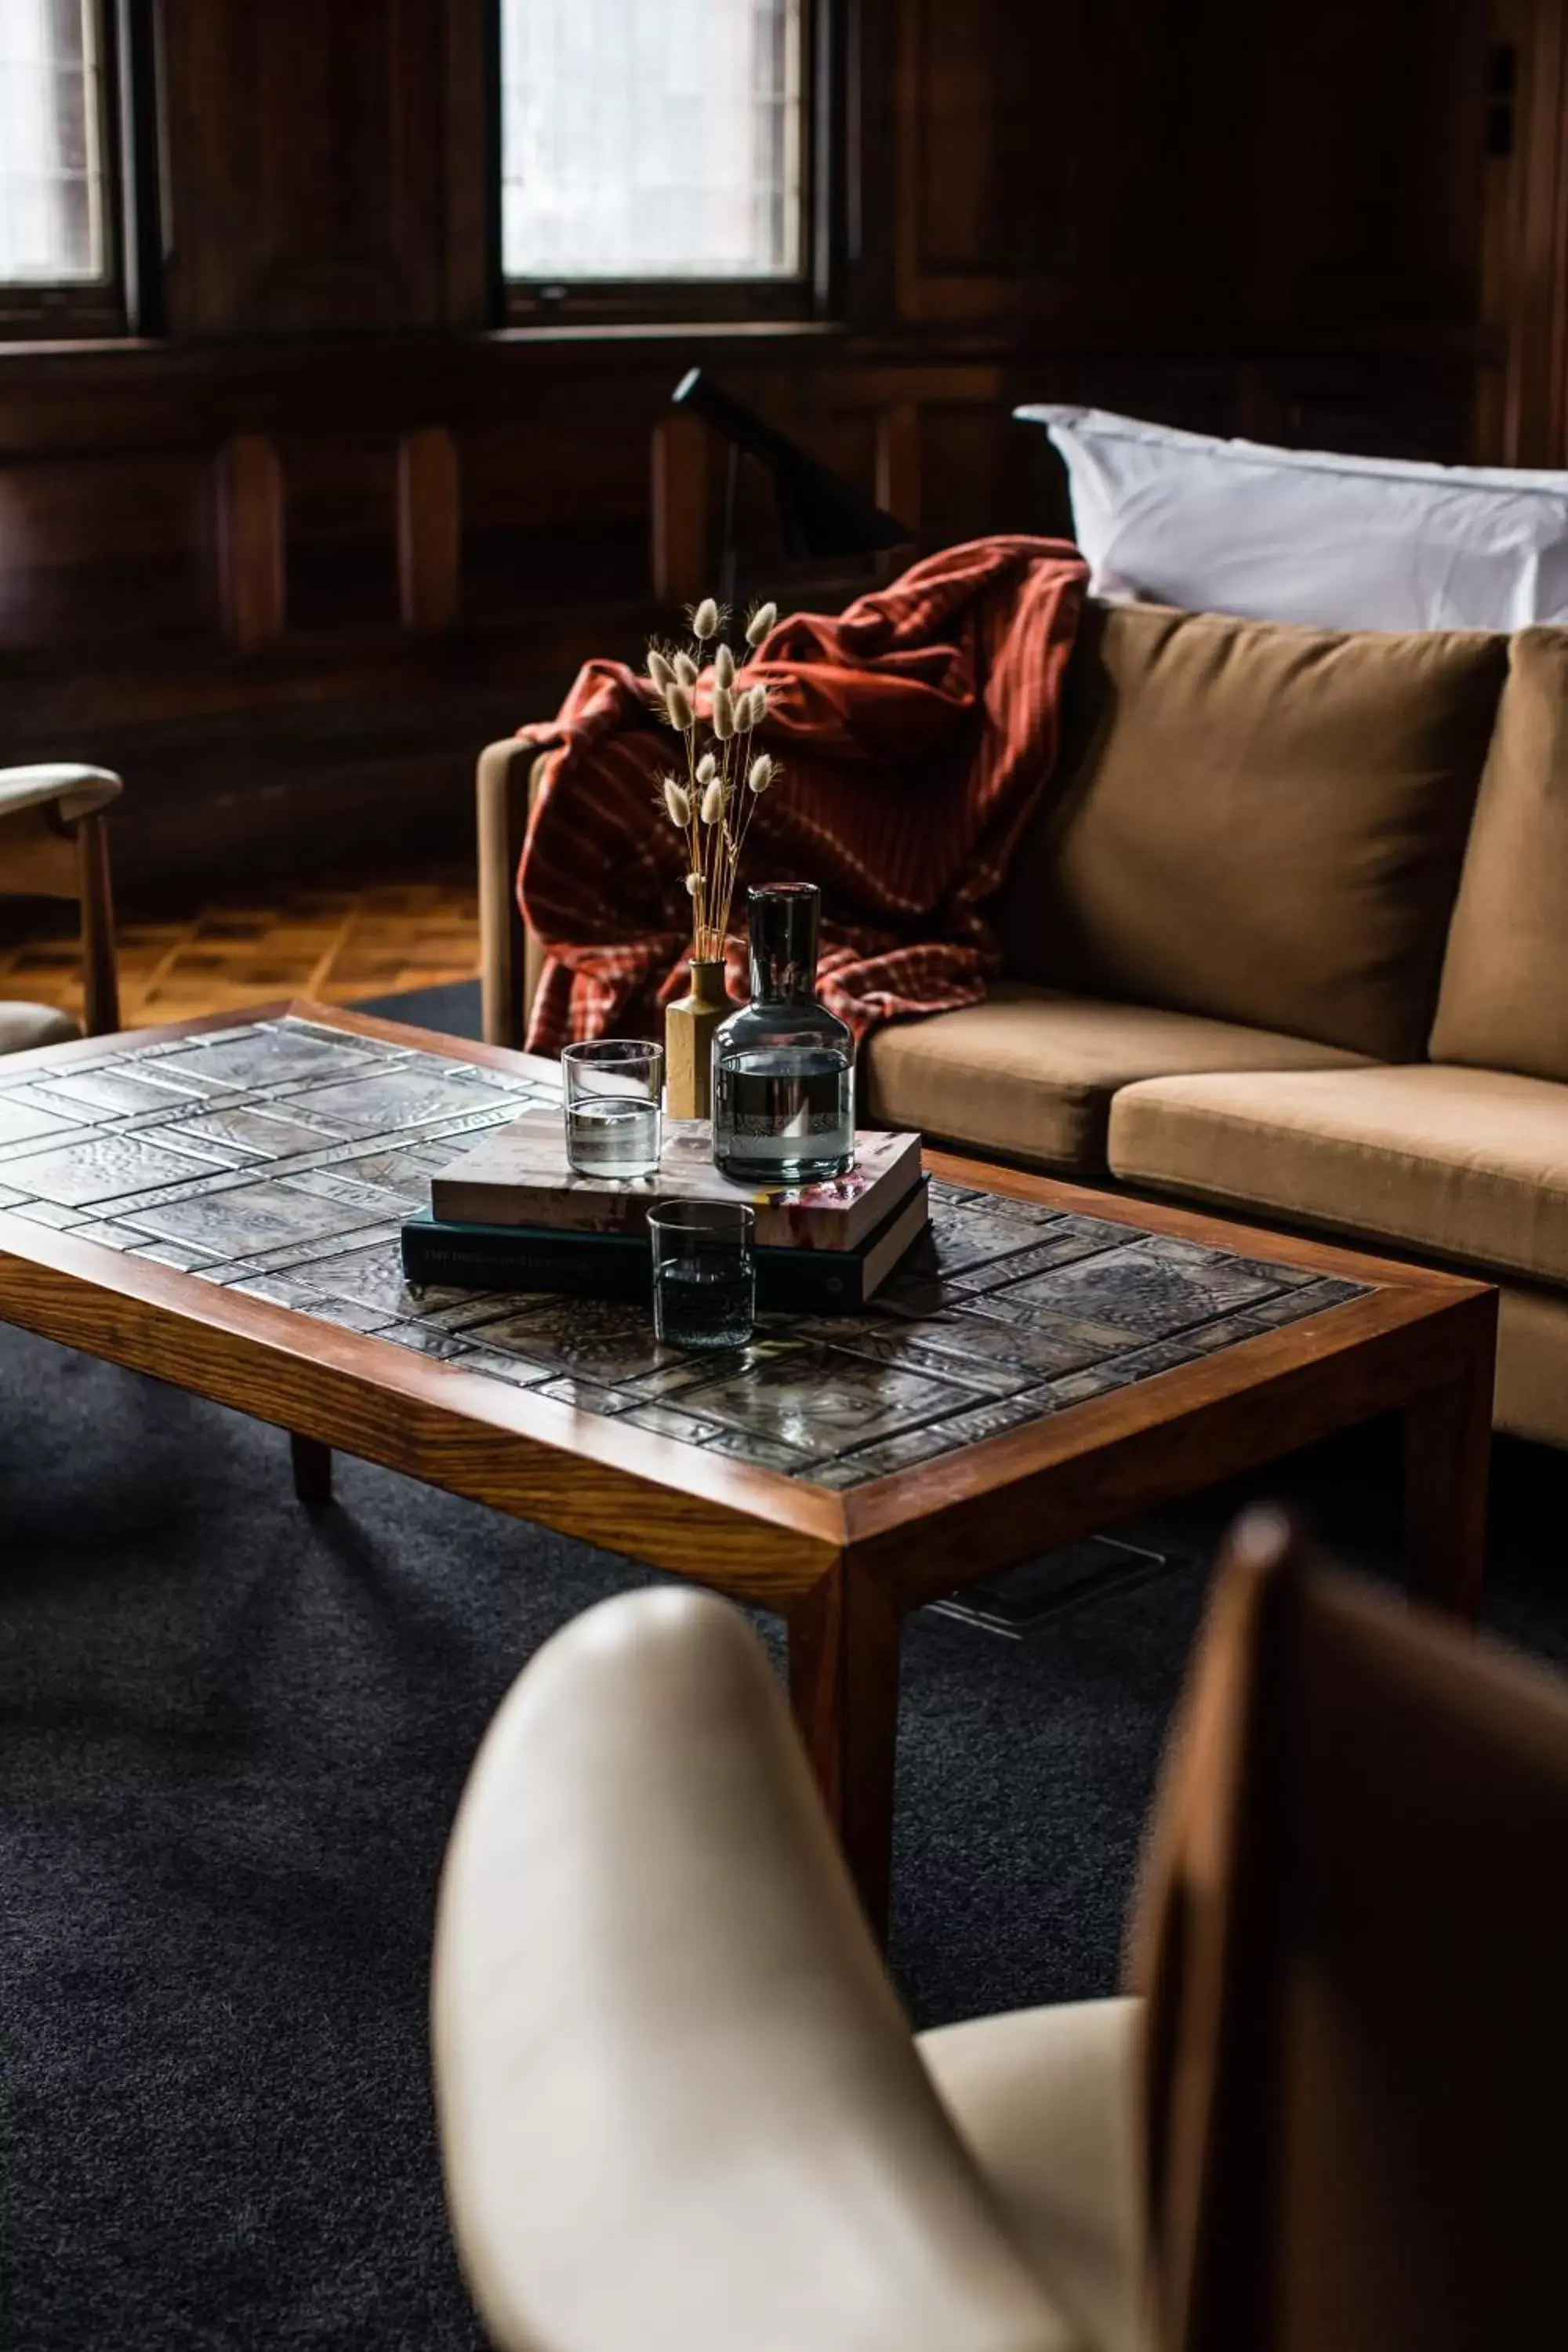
left=5, top=978, right=1566, bottom=2350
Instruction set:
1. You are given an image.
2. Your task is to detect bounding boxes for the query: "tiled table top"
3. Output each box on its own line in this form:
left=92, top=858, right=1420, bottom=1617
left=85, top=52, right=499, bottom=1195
left=0, top=1014, right=1367, bottom=1490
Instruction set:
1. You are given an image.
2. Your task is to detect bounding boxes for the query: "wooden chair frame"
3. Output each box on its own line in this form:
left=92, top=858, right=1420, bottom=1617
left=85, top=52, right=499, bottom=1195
left=0, top=764, right=124, bottom=1036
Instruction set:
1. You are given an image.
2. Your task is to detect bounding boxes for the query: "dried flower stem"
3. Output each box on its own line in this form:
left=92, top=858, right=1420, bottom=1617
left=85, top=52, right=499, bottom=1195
left=648, top=593, right=782, bottom=962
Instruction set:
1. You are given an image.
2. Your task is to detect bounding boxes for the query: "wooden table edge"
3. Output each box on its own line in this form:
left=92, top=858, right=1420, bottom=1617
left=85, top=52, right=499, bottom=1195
left=0, top=1218, right=848, bottom=1595
left=842, top=1283, right=1498, bottom=1599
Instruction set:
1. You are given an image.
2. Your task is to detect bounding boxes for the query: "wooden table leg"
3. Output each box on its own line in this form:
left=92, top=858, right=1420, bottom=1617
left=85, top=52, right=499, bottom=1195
left=1404, top=1312, right=1496, bottom=1624
left=788, top=1566, right=902, bottom=1943
left=290, top=1432, right=334, bottom=1508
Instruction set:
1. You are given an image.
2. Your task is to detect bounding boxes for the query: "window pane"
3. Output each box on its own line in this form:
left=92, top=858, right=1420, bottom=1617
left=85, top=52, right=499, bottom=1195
left=0, top=0, right=107, bottom=285
left=501, top=0, right=803, bottom=282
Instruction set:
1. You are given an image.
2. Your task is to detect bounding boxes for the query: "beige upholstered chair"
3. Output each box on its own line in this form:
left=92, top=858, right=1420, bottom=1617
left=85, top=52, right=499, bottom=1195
left=432, top=1513, right=1568, bottom=2352
left=0, top=764, right=123, bottom=1050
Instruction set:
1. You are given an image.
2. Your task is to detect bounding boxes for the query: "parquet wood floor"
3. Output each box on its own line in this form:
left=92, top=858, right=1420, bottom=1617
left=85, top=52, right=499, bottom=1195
left=0, top=867, right=481, bottom=1029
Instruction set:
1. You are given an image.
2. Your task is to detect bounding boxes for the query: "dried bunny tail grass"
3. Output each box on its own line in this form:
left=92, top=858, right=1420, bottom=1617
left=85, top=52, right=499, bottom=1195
left=748, top=753, right=775, bottom=794
left=690, top=597, right=720, bottom=641
left=699, top=779, right=724, bottom=825
left=712, top=641, right=736, bottom=688
left=684, top=871, right=702, bottom=897
left=741, top=683, right=769, bottom=729
left=710, top=682, right=736, bottom=740
left=662, top=775, right=691, bottom=826
left=695, top=750, right=717, bottom=784
left=673, top=650, right=699, bottom=688
left=746, top=600, right=778, bottom=647
left=664, top=682, right=695, bottom=731
left=647, top=646, right=676, bottom=692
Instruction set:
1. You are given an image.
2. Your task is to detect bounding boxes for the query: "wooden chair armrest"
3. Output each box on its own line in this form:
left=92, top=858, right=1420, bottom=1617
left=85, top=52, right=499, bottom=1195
left=477, top=738, right=550, bottom=1050
left=0, top=765, right=122, bottom=1036
left=0, top=763, right=123, bottom=826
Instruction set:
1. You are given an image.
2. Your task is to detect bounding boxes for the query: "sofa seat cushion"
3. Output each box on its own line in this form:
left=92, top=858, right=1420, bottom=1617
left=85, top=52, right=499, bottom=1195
left=1110, top=1063, right=1568, bottom=1288
left=862, top=982, right=1369, bottom=1174
left=1000, top=601, right=1506, bottom=1061
left=0, top=1001, right=79, bottom=1056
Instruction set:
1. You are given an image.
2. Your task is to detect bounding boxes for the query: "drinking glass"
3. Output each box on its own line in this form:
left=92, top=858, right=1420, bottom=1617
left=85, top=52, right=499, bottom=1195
left=648, top=1200, right=756, bottom=1349
left=561, top=1039, right=664, bottom=1179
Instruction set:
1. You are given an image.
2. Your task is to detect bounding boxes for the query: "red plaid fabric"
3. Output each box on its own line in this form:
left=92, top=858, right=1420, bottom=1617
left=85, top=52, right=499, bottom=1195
left=517, top=535, right=1088, bottom=1053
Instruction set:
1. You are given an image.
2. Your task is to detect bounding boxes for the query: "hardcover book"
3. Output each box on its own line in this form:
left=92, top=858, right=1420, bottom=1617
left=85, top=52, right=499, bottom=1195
left=401, top=1180, right=931, bottom=1313
left=429, top=1109, right=924, bottom=1253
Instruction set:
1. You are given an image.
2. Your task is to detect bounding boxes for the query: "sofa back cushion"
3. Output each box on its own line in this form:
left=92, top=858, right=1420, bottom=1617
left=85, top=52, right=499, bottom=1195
left=1430, top=629, right=1568, bottom=1083
left=1000, top=602, right=1507, bottom=1061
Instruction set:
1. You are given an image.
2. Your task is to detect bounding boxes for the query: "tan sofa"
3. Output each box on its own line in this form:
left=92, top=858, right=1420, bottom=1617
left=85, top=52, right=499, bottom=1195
left=477, top=599, right=1568, bottom=1447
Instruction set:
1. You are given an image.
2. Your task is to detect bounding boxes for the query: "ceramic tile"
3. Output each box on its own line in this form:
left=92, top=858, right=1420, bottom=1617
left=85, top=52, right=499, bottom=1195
left=531, top=1375, right=644, bottom=1414
left=0, top=1131, right=224, bottom=1208
left=677, top=1343, right=976, bottom=1457
left=125, top=1178, right=386, bottom=1257
left=0, top=1098, right=87, bottom=1150
left=995, top=1236, right=1294, bottom=1336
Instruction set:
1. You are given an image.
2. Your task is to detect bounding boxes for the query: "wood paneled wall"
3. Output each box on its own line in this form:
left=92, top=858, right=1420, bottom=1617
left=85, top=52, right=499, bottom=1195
left=0, top=0, right=1514, bottom=887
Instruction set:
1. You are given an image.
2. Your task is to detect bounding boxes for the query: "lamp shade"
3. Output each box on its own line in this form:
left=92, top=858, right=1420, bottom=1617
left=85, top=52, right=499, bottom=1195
left=673, top=368, right=913, bottom=561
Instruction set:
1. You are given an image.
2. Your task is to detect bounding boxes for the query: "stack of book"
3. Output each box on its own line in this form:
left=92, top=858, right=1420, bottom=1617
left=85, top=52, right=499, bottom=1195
left=401, top=1109, right=928, bottom=1312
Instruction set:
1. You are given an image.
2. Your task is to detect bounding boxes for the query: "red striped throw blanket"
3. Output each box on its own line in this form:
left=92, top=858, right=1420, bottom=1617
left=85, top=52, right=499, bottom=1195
left=517, top=535, right=1088, bottom=1054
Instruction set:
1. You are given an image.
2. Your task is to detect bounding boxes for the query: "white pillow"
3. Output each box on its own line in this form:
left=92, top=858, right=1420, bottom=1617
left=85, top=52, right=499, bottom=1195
left=1015, top=403, right=1568, bottom=632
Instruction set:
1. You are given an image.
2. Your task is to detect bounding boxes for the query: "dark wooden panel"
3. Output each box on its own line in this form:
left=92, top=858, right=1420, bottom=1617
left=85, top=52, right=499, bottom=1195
left=895, top=0, right=1490, bottom=336
left=0, top=453, right=212, bottom=647
left=460, top=401, right=653, bottom=616
left=1251, top=0, right=1491, bottom=325
left=1079, top=0, right=1257, bottom=306
left=398, top=426, right=462, bottom=629
left=160, top=0, right=451, bottom=336
left=918, top=405, right=1037, bottom=547
left=1483, top=0, right=1568, bottom=463
left=912, top=0, right=1066, bottom=277
left=0, top=0, right=1510, bottom=888
left=282, top=431, right=401, bottom=633
left=216, top=434, right=286, bottom=650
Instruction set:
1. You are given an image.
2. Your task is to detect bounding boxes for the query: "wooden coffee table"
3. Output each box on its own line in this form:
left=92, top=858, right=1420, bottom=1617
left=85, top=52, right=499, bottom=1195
left=0, top=1002, right=1496, bottom=1933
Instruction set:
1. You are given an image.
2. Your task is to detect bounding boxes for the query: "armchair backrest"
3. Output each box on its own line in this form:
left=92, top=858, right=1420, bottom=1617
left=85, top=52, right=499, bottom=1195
left=1133, top=1511, right=1568, bottom=2352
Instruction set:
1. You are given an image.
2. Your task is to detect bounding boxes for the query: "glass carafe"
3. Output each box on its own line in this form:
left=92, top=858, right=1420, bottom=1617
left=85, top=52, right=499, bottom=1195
left=711, top=884, right=855, bottom=1183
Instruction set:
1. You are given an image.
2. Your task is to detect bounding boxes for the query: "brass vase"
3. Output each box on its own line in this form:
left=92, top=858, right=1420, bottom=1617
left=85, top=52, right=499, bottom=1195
left=664, top=957, right=733, bottom=1122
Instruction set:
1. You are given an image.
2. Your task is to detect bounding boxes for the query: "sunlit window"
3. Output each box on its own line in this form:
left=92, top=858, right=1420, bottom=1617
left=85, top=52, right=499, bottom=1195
left=501, top=0, right=804, bottom=283
left=0, top=0, right=107, bottom=284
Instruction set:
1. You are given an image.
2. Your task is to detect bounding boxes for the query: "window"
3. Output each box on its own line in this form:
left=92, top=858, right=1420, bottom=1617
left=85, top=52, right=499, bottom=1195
left=0, top=0, right=110, bottom=289
left=500, top=0, right=806, bottom=300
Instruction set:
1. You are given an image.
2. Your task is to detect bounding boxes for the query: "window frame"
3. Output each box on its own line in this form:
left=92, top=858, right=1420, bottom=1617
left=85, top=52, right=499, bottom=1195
left=495, top=0, right=840, bottom=328
left=0, top=0, right=133, bottom=340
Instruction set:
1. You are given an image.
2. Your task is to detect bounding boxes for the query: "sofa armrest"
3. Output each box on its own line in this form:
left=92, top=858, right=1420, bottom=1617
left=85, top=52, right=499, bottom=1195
left=432, top=1588, right=1078, bottom=2352
left=0, top=764, right=123, bottom=1035
left=476, top=739, right=550, bottom=1050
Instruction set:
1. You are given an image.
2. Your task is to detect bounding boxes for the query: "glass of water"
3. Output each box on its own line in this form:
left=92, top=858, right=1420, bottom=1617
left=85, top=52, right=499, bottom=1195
left=561, top=1038, right=664, bottom=1178
left=648, top=1200, right=756, bottom=1350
